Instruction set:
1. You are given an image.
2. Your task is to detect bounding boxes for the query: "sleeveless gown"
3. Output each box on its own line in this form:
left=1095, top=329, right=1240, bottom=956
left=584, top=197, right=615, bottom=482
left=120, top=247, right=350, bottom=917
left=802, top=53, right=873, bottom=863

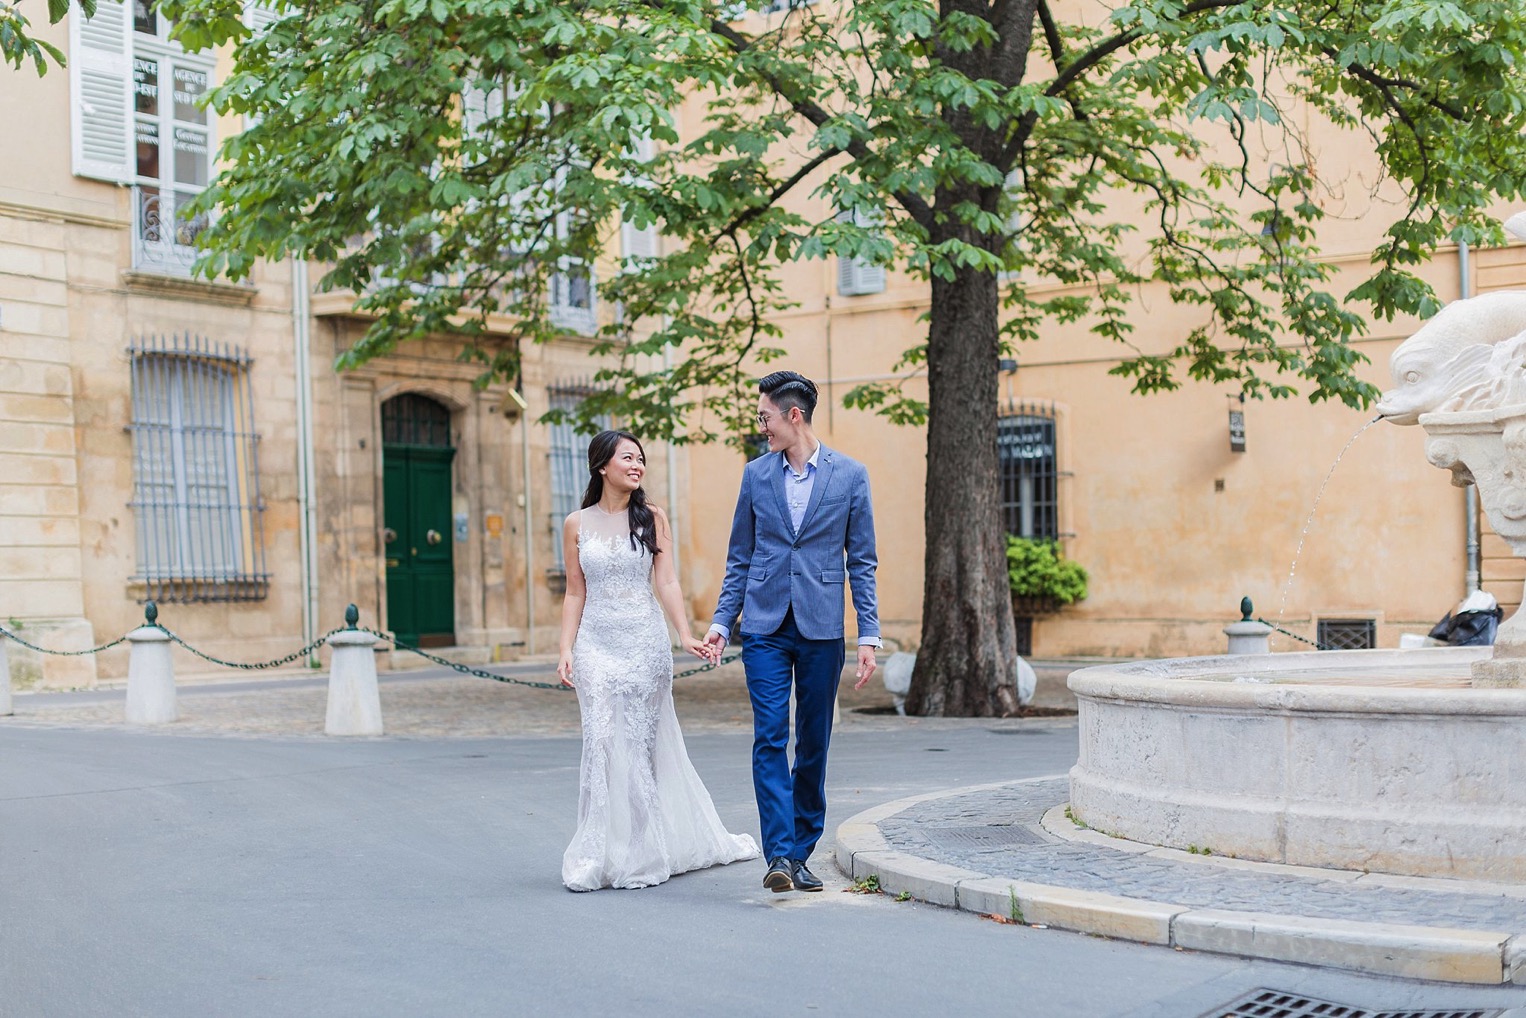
left=562, top=507, right=759, bottom=891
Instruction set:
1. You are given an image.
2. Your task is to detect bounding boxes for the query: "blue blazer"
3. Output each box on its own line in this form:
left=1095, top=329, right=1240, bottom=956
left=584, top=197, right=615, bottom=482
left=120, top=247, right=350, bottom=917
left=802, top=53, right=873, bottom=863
left=712, top=445, right=879, bottom=642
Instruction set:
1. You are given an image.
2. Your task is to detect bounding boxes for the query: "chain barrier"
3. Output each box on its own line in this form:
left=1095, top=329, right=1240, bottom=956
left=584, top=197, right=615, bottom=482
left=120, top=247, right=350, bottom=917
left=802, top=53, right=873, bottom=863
left=159, top=626, right=342, bottom=671
left=1256, top=617, right=1329, bottom=650
left=364, top=627, right=742, bottom=691
left=0, top=625, right=130, bottom=657
left=0, top=600, right=742, bottom=689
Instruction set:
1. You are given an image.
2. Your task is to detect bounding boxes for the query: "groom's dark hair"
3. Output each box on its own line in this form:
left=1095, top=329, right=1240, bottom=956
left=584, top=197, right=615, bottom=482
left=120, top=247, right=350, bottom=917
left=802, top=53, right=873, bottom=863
left=758, top=370, right=819, bottom=423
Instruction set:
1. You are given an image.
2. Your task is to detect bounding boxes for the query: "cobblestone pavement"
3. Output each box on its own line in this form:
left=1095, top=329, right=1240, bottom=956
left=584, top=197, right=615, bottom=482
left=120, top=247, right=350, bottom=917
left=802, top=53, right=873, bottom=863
left=879, top=779, right=1526, bottom=932
left=5, top=659, right=1077, bottom=740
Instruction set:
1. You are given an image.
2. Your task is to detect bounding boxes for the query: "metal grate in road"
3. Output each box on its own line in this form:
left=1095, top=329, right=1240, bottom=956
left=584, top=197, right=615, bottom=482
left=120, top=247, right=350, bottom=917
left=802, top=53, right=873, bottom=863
left=1199, top=988, right=1503, bottom=1018
left=921, top=825, right=1046, bottom=850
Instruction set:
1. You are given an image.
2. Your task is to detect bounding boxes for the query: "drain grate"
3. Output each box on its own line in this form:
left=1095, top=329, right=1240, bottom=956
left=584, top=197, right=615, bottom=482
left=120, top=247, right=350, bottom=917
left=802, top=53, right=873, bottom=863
left=921, top=825, right=1045, bottom=849
left=1199, top=989, right=1504, bottom=1018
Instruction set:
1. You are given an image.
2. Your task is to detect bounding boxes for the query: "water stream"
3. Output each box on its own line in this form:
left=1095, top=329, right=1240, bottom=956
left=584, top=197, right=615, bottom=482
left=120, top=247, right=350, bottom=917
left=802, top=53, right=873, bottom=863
left=1271, top=415, right=1384, bottom=644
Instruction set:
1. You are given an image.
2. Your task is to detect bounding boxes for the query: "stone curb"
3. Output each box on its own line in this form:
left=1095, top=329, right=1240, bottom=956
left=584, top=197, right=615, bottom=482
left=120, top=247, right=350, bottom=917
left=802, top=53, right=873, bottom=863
left=834, top=785, right=1526, bottom=986
left=1038, top=804, right=1526, bottom=899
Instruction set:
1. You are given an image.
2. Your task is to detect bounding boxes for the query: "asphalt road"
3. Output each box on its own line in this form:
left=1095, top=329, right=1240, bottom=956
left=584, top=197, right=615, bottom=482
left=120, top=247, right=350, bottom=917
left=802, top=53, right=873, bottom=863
left=3, top=722, right=1523, bottom=1018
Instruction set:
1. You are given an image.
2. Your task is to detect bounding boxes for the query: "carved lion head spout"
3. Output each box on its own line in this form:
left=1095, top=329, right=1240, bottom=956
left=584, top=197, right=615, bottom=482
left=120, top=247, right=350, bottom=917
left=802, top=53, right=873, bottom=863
left=1377, top=290, right=1526, bottom=424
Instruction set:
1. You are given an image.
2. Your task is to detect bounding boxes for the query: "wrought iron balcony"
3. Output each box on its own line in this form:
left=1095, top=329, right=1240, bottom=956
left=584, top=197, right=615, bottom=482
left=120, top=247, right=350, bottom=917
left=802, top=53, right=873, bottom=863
left=131, top=186, right=210, bottom=278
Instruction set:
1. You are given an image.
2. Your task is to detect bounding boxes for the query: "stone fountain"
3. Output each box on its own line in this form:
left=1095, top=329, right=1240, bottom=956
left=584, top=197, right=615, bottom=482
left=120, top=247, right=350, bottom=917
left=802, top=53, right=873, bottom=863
left=1066, top=283, right=1526, bottom=883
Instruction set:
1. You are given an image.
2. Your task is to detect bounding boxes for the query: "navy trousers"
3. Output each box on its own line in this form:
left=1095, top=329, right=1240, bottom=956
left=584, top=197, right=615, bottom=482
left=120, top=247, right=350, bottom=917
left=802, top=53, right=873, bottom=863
left=742, top=609, right=846, bottom=862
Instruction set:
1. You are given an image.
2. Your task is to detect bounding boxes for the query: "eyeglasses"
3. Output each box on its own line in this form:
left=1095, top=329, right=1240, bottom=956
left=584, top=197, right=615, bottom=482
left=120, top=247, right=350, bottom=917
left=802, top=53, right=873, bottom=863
left=756, top=410, right=792, bottom=429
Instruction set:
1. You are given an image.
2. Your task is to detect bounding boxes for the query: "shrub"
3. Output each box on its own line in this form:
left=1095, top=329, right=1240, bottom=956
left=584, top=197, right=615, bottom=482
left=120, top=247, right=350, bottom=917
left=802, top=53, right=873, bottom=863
left=1006, top=535, right=1088, bottom=606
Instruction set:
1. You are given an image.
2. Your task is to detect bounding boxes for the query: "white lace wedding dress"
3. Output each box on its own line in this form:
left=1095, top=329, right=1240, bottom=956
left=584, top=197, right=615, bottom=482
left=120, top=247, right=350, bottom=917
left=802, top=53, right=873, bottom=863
left=562, top=507, right=759, bottom=891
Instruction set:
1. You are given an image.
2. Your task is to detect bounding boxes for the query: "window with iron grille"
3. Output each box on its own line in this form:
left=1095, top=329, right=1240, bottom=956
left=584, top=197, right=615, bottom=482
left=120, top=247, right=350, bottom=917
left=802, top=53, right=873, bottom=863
left=128, top=334, right=268, bottom=602
left=547, top=382, right=612, bottom=572
left=1013, top=616, right=1033, bottom=657
left=998, top=404, right=1058, bottom=540
left=381, top=393, right=452, bottom=447
left=1317, top=618, right=1376, bottom=651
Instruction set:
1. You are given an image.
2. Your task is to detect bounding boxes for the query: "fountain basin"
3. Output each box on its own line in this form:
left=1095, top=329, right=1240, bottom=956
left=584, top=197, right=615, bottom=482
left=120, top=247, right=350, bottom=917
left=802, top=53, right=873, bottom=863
left=1068, top=647, right=1526, bottom=882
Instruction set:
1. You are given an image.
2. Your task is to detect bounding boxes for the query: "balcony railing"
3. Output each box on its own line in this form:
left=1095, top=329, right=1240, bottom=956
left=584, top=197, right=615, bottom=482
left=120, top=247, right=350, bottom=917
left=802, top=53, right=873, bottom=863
left=131, top=186, right=209, bottom=278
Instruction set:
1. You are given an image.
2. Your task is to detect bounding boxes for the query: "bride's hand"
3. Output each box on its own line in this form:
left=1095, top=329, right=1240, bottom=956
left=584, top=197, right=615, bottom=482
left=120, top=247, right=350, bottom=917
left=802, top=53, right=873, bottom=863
left=680, top=635, right=712, bottom=663
left=556, top=651, right=574, bottom=688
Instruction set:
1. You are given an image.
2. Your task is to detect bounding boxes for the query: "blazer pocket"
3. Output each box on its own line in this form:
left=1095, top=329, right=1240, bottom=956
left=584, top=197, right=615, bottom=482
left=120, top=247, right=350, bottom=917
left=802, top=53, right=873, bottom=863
left=748, top=568, right=769, bottom=583
left=820, top=570, right=846, bottom=583
left=819, top=496, right=847, bottom=507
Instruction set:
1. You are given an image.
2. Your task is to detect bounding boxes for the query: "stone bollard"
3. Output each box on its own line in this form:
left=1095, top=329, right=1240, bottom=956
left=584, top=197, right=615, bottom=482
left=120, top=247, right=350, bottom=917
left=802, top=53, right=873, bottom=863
left=0, top=633, right=12, bottom=716
left=882, top=652, right=915, bottom=716
left=1224, top=596, right=1273, bottom=655
left=125, top=604, right=177, bottom=724
left=325, top=605, right=383, bottom=736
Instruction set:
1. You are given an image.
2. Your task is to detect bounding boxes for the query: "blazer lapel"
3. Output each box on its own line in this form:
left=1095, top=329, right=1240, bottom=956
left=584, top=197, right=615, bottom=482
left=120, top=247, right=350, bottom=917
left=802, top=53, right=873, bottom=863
left=794, top=447, right=835, bottom=541
left=770, top=453, right=795, bottom=537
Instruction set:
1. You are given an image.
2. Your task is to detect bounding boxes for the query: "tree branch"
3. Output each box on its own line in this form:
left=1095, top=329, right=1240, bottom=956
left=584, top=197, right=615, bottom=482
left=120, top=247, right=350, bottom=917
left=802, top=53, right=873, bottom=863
left=1046, top=0, right=1246, bottom=98
left=1320, top=47, right=1468, bottom=121
left=705, top=16, right=936, bottom=229
left=720, top=147, right=842, bottom=239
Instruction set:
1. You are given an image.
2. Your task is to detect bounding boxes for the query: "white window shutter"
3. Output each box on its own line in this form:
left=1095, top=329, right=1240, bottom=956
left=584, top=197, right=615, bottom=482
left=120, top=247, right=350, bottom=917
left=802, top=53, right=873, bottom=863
left=244, top=2, right=279, bottom=34
left=621, top=220, right=659, bottom=264
left=837, top=208, right=885, bottom=296
left=70, top=0, right=133, bottom=184
left=462, top=82, right=496, bottom=139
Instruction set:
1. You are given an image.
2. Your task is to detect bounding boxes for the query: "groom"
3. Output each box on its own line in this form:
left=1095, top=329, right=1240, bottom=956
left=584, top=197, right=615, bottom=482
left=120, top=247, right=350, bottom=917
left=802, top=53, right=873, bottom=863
left=704, top=370, right=880, bottom=893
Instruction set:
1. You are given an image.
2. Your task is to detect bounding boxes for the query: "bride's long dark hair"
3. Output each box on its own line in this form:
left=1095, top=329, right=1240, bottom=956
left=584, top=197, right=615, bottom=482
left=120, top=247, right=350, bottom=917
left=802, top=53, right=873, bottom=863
left=581, top=430, right=660, bottom=556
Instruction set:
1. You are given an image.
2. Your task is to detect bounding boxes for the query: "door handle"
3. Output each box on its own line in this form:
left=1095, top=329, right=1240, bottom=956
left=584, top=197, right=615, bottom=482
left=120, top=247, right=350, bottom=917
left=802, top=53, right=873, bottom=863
left=426, top=529, right=442, bottom=545
left=386, top=558, right=400, bottom=568
left=411, top=548, right=418, bottom=556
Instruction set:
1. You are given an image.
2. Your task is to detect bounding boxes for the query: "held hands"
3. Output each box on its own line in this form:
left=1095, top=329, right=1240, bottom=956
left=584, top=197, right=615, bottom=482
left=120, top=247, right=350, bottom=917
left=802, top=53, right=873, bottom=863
left=854, top=645, right=878, bottom=690
left=681, top=634, right=718, bottom=664
left=556, top=650, right=575, bottom=688
left=701, top=630, right=727, bottom=663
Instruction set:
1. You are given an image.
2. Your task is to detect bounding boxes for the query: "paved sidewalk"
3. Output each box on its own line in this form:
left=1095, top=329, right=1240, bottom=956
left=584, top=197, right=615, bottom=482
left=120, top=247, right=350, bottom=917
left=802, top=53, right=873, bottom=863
left=4, top=658, right=1079, bottom=739
left=835, top=776, right=1526, bottom=986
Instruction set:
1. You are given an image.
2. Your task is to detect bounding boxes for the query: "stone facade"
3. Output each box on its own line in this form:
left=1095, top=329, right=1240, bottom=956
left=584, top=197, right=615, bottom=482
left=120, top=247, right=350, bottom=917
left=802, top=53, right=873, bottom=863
left=0, top=13, right=688, bottom=684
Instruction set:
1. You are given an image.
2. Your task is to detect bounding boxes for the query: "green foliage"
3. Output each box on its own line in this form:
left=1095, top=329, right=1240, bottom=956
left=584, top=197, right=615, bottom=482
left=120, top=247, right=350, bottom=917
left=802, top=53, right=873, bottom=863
left=848, top=874, right=882, bottom=894
left=153, top=0, right=1526, bottom=448
left=1007, top=536, right=1088, bottom=606
left=2, top=0, right=94, bottom=74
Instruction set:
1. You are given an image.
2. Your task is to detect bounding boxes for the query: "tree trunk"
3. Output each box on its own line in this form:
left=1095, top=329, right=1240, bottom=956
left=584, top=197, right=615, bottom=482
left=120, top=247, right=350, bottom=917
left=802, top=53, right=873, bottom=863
left=905, top=254, right=1021, bottom=717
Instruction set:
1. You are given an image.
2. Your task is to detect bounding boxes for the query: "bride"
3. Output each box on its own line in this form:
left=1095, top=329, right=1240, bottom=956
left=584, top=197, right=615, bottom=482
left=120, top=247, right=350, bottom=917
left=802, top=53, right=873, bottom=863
left=556, top=430, right=760, bottom=890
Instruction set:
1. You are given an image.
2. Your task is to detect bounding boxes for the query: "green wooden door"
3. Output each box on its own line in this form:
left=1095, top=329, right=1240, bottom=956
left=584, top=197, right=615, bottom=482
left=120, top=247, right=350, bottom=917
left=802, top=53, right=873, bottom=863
left=383, top=445, right=457, bottom=648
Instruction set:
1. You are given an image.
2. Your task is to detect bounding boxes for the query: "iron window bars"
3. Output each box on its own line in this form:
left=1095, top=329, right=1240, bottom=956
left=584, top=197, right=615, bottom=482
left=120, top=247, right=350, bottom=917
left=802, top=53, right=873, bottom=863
left=380, top=392, right=452, bottom=448
left=998, top=401, right=1059, bottom=541
left=127, top=333, right=269, bottom=602
left=547, top=380, right=612, bottom=572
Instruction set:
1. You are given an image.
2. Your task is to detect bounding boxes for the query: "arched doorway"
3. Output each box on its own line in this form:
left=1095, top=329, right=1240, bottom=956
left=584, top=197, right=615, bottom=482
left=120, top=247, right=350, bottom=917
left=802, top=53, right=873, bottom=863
left=381, top=394, right=456, bottom=647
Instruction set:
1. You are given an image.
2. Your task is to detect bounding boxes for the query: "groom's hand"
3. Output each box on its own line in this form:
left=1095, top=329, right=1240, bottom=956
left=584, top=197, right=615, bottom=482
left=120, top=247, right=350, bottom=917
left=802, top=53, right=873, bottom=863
left=702, top=631, right=727, bottom=660
left=854, top=646, right=877, bottom=689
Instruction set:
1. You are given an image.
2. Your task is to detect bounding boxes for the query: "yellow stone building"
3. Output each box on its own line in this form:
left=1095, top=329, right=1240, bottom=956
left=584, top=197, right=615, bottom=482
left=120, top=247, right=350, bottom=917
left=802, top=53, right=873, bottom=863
left=3, top=1, right=1522, bottom=688
left=0, top=1, right=685, bottom=685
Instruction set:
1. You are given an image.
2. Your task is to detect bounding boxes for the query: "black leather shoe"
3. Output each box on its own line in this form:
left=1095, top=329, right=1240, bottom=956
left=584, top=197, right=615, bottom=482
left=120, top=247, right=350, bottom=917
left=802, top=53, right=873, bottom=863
left=790, top=859, right=823, bottom=891
left=763, top=857, right=795, bottom=893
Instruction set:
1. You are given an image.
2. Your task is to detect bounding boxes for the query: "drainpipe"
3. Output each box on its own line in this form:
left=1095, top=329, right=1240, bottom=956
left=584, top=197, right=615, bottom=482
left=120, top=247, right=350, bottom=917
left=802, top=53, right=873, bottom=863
left=292, top=258, right=320, bottom=661
left=521, top=402, right=535, bottom=655
left=1459, top=241, right=1481, bottom=594
left=662, top=323, right=680, bottom=574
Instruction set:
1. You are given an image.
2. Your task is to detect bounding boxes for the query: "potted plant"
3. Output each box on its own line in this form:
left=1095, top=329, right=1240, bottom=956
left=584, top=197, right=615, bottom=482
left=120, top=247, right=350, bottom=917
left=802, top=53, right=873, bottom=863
left=1007, top=535, right=1088, bottom=616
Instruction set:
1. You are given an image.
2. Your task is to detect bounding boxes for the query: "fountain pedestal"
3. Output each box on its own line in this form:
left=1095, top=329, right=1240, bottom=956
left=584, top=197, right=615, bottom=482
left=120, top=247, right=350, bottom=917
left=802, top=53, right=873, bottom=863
left=1420, top=405, right=1526, bottom=687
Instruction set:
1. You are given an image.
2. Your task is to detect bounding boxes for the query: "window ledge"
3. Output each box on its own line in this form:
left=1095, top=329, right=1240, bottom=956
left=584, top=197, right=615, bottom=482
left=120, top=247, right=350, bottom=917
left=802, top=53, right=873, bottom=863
left=126, top=576, right=270, bottom=604
left=122, top=271, right=259, bottom=306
